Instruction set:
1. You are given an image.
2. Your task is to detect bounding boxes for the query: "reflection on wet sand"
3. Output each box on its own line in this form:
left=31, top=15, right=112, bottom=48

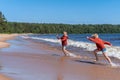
left=57, top=56, right=67, bottom=80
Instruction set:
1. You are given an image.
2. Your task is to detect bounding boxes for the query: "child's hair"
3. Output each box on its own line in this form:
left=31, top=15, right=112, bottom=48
left=63, top=31, right=67, bottom=36
left=92, top=33, right=99, bottom=38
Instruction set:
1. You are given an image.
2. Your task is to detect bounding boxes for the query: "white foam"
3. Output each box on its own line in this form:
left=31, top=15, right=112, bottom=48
left=111, top=63, right=120, bottom=68
left=68, top=40, right=96, bottom=51
left=30, top=37, right=61, bottom=43
left=68, top=53, right=78, bottom=57
left=23, top=37, right=120, bottom=60
left=21, top=35, right=30, bottom=39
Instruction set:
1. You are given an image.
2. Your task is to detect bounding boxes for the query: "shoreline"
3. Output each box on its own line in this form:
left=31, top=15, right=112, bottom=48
left=0, top=34, right=19, bottom=80
left=0, top=34, right=120, bottom=80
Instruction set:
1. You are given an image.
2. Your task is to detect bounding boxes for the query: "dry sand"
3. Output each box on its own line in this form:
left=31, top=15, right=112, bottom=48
left=0, top=34, right=120, bottom=80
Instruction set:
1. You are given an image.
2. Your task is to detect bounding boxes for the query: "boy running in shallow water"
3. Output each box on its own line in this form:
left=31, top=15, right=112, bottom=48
left=87, top=33, right=112, bottom=65
left=57, top=31, right=80, bottom=58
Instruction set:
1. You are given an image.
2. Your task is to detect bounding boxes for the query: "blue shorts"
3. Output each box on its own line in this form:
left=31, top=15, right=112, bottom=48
left=101, top=48, right=107, bottom=53
left=62, top=46, right=67, bottom=49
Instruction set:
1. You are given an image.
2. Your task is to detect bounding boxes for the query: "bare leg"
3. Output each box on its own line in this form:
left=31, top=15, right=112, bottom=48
left=93, top=49, right=99, bottom=61
left=62, top=47, right=70, bottom=56
left=62, top=46, right=81, bottom=58
left=103, top=52, right=112, bottom=64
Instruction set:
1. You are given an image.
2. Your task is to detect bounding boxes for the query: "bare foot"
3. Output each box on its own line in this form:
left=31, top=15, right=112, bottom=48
left=93, top=59, right=98, bottom=62
left=83, top=56, right=88, bottom=59
left=75, top=55, right=81, bottom=58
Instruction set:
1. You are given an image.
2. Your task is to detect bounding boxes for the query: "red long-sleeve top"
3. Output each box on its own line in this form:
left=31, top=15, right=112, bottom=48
left=57, top=35, right=68, bottom=46
left=88, top=37, right=112, bottom=50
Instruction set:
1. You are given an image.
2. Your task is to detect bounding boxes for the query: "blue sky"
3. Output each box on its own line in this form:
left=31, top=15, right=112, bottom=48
left=0, top=0, right=120, bottom=24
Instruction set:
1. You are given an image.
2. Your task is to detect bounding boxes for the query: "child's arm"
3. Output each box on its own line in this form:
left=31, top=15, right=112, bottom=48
left=61, top=36, right=68, bottom=41
left=87, top=36, right=97, bottom=43
left=56, top=34, right=60, bottom=39
left=103, top=40, right=112, bottom=46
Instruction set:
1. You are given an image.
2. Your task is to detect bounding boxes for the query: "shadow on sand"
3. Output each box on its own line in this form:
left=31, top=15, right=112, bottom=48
left=75, top=60, right=106, bottom=66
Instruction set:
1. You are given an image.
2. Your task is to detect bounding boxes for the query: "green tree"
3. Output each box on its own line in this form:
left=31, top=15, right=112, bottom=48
left=0, top=11, right=7, bottom=33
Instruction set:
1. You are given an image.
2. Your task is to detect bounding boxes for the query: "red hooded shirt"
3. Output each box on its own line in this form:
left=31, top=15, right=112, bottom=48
left=88, top=37, right=111, bottom=50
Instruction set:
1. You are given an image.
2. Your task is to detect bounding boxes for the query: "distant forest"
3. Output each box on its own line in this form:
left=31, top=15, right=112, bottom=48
left=0, top=11, right=120, bottom=34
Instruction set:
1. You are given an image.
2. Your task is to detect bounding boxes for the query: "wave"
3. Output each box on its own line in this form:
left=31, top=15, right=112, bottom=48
left=21, top=36, right=120, bottom=59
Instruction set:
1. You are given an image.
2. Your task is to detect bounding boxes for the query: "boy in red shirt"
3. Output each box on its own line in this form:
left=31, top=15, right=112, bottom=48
left=57, top=31, right=80, bottom=58
left=57, top=31, right=71, bottom=56
left=87, top=33, right=112, bottom=65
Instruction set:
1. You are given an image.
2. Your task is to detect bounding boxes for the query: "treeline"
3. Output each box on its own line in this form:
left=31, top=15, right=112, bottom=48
left=5, top=22, right=120, bottom=34
left=1, top=11, right=120, bottom=34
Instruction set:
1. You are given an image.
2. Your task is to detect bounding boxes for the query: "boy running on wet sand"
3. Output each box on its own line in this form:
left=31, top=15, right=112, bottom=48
left=57, top=31, right=80, bottom=58
left=56, top=31, right=69, bottom=56
left=87, top=33, right=112, bottom=65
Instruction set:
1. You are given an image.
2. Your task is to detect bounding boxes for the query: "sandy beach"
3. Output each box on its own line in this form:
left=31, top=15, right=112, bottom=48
left=0, top=34, right=120, bottom=80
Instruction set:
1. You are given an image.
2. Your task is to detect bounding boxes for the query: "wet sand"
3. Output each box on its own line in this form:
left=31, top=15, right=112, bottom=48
left=0, top=34, right=120, bottom=80
left=0, top=34, right=18, bottom=80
